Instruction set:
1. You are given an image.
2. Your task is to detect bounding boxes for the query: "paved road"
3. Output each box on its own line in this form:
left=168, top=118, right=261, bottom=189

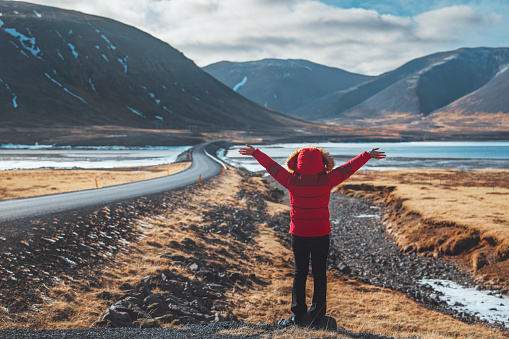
left=0, top=142, right=225, bottom=225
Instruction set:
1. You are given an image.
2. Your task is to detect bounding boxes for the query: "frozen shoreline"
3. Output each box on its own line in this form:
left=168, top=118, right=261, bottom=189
left=0, top=145, right=191, bottom=170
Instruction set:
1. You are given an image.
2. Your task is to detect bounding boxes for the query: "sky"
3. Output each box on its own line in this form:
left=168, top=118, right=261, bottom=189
left=9, top=0, right=509, bottom=75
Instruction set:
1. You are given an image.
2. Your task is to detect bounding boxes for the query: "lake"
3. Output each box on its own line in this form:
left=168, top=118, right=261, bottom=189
left=221, top=141, right=509, bottom=171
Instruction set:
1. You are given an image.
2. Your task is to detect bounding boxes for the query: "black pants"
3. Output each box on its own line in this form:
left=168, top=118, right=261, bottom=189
left=290, top=233, right=330, bottom=324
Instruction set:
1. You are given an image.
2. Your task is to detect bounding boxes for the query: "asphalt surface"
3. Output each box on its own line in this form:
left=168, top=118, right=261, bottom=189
left=0, top=142, right=224, bottom=225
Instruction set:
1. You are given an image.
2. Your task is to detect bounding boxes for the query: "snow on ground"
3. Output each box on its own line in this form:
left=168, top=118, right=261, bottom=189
left=127, top=107, right=144, bottom=117
left=67, top=42, right=78, bottom=59
left=2, top=25, right=42, bottom=59
left=44, top=72, right=87, bottom=103
left=421, top=279, right=509, bottom=326
left=233, top=76, right=247, bottom=92
left=118, top=56, right=128, bottom=73
left=0, top=78, right=18, bottom=108
left=0, top=146, right=192, bottom=170
left=63, top=88, right=86, bottom=104
left=57, top=49, right=64, bottom=60
left=89, top=78, right=98, bottom=95
left=100, top=34, right=116, bottom=50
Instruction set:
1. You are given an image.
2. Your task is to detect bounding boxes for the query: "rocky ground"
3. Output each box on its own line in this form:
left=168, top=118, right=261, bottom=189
left=326, top=193, right=507, bottom=331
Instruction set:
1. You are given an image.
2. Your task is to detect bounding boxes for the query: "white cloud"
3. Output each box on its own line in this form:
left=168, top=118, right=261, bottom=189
left=11, top=0, right=508, bottom=75
left=414, top=5, right=487, bottom=41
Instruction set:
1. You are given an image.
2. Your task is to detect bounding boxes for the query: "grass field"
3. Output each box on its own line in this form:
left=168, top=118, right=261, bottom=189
left=0, top=162, right=190, bottom=200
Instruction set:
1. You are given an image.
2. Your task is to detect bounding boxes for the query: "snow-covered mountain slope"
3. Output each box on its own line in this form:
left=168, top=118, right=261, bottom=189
left=203, top=59, right=371, bottom=114
left=0, top=2, right=306, bottom=131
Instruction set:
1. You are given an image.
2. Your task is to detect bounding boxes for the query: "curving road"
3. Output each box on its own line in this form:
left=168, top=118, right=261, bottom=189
left=0, top=142, right=225, bottom=225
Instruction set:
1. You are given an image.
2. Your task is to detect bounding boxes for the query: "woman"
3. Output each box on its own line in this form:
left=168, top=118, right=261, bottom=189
left=238, top=144, right=385, bottom=326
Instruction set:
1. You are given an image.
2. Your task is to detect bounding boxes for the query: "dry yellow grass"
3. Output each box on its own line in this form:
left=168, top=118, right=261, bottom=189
left=0, top=162, right=190, bottom=200
left=0, top=169, right=506, bottom=338
left=343, top=169, right=509, bottom=240
left=336, top=169, right=509, bottom=287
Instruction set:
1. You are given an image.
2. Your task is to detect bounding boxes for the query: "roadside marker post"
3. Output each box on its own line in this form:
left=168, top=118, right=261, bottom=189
left=95, top=179, right=98, bottom=188
left=198, top=175, right=202, bottom=185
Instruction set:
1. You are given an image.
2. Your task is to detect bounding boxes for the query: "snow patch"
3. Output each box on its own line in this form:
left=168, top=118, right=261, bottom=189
left=117, top=56, right=128, bottom=73
left=44, top=73, right=86, bottom=103
left=421, top=279, right=509, bottom=326
left=44, top=73, right=63, bottom=87
left=2, top=26, right=43, bottom=59
left=233, top=76, right=247, bottom=92
left=67, top=42, right=78, bottom=59
left=101, top=34, right=116, bottom=50
left=57, top=49, right=64, bottom=61
left=0, top=18, right=3, bottom=28
left=155, top=116, right=164, bottom=121
left=127, top=107, right=144, bottom=117
left=304, top=66, right=312, bottom=71
left=142, top=86, right=162, bottom=105
left=0, top=78, right=18, bottom=108
left=13, top=11, right=18, bottom=15
left=63, top=88, right=86, bottom=104
left=102, top=54, right=109, bottom=62
left=33, top=10, right=41, bottom=18
left=89, top=78, right=98, bottom=95
left=496, top=64, right=509, bottom=76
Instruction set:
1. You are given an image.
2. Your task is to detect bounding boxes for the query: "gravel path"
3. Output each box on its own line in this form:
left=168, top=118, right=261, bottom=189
left=326, top=193, right=504, bottom=329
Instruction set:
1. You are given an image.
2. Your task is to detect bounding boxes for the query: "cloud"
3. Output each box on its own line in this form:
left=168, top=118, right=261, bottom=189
left=413, top=5, right=488, bottom=41
left=11, top=0, right=507, bottom=75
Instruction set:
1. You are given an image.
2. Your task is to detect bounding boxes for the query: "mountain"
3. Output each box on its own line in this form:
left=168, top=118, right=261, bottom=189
left=290, top=48, right=509, bottom=127
left=203, top=59, right=371, bottom=114
left=0, top=1, right=306, bottom=131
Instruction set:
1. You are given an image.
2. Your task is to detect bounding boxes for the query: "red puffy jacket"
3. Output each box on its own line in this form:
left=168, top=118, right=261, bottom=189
left=252, top=147, right=371, bottom=237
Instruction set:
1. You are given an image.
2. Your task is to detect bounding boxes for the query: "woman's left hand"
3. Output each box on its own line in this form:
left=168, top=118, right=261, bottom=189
left=368, top=148, right=386, bottom=159
left=238, top=144, right=256, bottom=156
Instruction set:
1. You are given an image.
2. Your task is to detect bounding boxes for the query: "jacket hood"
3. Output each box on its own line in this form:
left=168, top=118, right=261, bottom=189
left=285, top=147, right=335, bottom=175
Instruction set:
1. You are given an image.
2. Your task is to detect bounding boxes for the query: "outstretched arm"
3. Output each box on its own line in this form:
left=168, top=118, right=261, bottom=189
left=328, top=148, right=386, bottom=187
left=238, top=144, right=291, bottom=188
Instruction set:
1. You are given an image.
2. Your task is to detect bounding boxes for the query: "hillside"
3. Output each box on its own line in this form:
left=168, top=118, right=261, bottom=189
left=203, top=59, right=371, bottom=114
left=291, top=48, right=509, bottom=129
left=0, top=1, right=307, bottom=133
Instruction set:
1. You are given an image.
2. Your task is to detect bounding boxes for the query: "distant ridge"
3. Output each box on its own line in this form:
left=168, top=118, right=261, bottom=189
left=290, top=48, right=509, bottom=128
left=205, top=49, right=509, bottom=129
left=0, top=1, right=307, bottom=131
left=203, top=59, right=371, bottom=114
